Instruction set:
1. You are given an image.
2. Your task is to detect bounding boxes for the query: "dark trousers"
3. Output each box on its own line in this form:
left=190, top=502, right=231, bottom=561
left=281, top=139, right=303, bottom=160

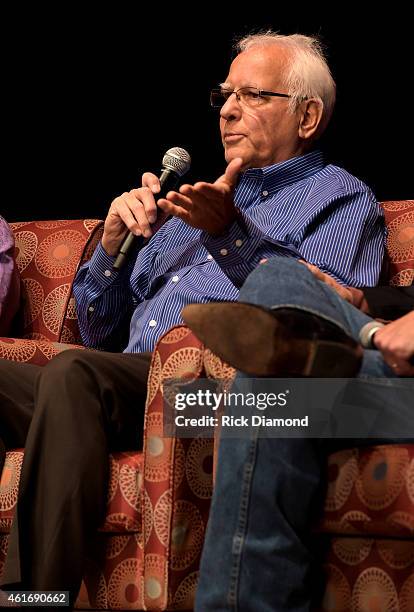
left=0, top=348, right=151, bottom=604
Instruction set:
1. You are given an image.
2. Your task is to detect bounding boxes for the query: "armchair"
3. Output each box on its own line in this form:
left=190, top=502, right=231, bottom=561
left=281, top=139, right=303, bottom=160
left=0, top=220, right=147, bottom=610
left=1, top=200, right=413, bottom=610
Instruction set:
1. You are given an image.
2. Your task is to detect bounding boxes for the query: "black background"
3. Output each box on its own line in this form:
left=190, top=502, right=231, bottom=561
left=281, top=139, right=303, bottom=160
left=3, top=9, right=412, bottom=222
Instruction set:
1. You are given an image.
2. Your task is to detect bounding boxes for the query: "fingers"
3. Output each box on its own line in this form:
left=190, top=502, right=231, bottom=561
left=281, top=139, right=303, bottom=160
left=374, top=322, right=414, bottom=376
left=214, top=157, right=244, bottom=188
left=225, top=157, right=244, bottom=186
left=157, top=198, right=190, bottom=222
left=166, top=189, right=194, bottom=210
left=383, top=355, right=414, bottom=377
left=375, top=336, right=413, bottom=364
left=123, top=192, right=152, bottom=236
left=189, top=182, right=222, bottom=199
left=111, top=187, right=158, bottom=238
left=129, top=187, right=157, bottom=224
left=142, top=172, right=161, bottom=194
left=301, top=261, right=325, bottom=280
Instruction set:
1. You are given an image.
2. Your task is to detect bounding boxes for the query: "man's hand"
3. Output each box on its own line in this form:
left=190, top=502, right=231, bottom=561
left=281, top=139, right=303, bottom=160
left=299, top=261, right=354, bottom=303
left=102, top=172, right=162, bottom=257
left=157, top=158, right=243, bottom=236
left=373, top=311, right=414, bottom=376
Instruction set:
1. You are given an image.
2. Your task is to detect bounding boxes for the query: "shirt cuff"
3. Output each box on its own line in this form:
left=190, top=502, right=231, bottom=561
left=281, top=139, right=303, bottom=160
left=87, top=241, right=123, bottom=288
left=201, top=213, right=264, bottom=268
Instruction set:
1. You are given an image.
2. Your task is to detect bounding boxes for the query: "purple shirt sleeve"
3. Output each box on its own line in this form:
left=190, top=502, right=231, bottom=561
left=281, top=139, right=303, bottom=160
left=0, top=216, right=20, bottom=335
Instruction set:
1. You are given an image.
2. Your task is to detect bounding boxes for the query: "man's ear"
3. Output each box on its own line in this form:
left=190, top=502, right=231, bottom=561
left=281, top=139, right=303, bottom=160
left=298, top=98, right=324, bottom=140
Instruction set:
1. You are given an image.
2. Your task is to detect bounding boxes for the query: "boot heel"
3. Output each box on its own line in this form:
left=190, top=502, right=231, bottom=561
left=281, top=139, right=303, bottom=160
left=308, top=341, right=362, bottom=377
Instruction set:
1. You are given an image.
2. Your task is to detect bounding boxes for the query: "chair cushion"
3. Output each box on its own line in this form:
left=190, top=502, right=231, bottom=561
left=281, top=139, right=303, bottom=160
left=321, top=544, right=414, bottom=611
left=320, top=445, right=414, bottom=538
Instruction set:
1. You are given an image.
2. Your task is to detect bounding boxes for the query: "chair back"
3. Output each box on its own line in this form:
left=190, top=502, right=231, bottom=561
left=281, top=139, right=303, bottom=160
left=10, top=219, right=103, bottom=343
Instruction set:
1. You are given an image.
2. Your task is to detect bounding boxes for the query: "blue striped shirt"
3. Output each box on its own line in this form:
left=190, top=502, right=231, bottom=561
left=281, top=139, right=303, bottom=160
left=73, top=150, right=385, bottom=353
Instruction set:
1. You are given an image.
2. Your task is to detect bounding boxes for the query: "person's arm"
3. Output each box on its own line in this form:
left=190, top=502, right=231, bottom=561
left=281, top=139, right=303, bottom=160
left=157, top=156, right=299, bottom=288
left=295, top=189, right=385, bottom=287
left=73, top=243, right=137, bottom=351
left=302, top=262, right=414, bottom=319
left=158, top=163, right=385, bottom=288
left=73, top=171, right=163, bottom=351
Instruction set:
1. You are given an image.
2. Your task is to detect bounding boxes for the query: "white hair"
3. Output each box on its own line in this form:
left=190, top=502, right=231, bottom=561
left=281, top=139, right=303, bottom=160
left=236, top=31, right=336, bottom=134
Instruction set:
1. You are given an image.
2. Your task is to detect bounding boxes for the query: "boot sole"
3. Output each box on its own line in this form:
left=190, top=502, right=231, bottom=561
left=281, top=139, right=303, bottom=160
left=182, top=302, right=362, bottom=377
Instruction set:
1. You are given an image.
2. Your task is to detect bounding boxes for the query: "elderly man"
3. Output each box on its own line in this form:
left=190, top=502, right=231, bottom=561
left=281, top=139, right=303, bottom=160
left=0, top=32, right=385, bottom=603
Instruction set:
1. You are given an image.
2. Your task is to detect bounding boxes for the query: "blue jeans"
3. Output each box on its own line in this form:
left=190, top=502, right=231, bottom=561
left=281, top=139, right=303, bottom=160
left=195, top=258, right=413, bottom=611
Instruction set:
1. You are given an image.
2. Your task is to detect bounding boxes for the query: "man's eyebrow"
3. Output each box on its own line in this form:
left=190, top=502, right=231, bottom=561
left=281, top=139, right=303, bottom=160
left=219, top=81, right=258, bottom=90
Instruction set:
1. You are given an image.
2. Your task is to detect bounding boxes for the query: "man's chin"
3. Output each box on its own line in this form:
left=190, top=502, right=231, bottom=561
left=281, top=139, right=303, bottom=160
left=225, top=148, right=248, bottom=168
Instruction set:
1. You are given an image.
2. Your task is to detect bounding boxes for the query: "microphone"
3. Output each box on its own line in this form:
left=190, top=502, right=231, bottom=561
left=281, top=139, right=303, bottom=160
left=113, top=147, right=191, bottom=270
left=359, top=320, right=385, bottom=348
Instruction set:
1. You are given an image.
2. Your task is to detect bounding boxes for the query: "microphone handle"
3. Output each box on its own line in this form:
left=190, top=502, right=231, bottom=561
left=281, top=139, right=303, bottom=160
left=113, top=168, right=180, bottom=270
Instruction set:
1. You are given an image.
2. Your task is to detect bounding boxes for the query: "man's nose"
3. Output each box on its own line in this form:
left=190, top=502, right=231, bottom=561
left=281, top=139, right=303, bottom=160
left=220, top=93, right=242, bottom=121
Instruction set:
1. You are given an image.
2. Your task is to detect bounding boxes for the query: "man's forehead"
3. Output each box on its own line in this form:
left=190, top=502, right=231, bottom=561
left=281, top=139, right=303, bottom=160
left=225, top=46, right=288, bottom=85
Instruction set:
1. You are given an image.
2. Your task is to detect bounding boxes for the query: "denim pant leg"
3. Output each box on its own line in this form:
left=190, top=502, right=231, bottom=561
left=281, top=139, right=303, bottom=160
left=196, top=420, right=327, bottom=612
left=195, top=258, right=410, bottom=611
left=238, top=257, right=373, bottom=342
left=240, top=258, right=401, bottom=380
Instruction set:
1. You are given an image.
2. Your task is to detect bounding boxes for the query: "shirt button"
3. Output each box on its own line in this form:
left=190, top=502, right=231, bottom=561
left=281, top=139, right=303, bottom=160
left=88, top=306, right=95, bottom=312
left=220, top=249, right=228, bottom=256
left=172, top=275, right=179, bottom=282
left=149, top=320, right=157, bottom=328
left=104, top=269, right=112, bottom=277
left=207, top=254, right=213, bottom=260
left=235, top=239, right=243, bottom=247
left=262, top=190, right=269, bottom=197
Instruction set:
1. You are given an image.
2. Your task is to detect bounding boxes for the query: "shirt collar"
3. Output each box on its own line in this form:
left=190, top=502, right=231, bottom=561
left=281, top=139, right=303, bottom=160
left=240, top=149, right=325, bottom=193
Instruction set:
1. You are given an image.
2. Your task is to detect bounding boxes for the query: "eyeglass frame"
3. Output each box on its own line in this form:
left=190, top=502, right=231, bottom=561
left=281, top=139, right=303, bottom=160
left=210, top=86, right=292, bottom=109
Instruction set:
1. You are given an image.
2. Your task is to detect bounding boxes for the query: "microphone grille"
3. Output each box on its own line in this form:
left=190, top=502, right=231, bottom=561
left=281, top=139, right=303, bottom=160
left=162, top=147, right=191, bottom=177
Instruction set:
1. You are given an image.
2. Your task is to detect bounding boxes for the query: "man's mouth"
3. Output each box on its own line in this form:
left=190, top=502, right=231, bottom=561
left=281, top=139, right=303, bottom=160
left=224, top=133, right=245, bottom=143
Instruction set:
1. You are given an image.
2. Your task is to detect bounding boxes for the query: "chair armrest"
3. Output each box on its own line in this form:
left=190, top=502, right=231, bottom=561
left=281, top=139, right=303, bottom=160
left=142, top=325, right=212, bottom=610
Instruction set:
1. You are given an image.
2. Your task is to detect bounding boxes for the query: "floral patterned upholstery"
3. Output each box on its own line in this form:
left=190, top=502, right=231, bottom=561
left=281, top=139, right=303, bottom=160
left=0, top=220, right=150, bottom=610
left=322, top=546, right=414, bottom=611
left=0, top=201, right=413, bottom=611
left=141, top=329, right=234, bottom=611
left=0, top=451, right=146, bottom=610
left=11, top=219, right=104, bottom=342
left=318, top=446, right=414, bottom=611
left=381, top=201, right=414, bottom=286
left=0, top=451, right=144, bottom=535
left=0, top=219, right=104, bottom=365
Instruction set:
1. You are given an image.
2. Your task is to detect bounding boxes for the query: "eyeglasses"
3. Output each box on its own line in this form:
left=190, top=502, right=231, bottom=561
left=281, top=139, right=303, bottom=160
left=210, top=86, right=291, bottom=109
